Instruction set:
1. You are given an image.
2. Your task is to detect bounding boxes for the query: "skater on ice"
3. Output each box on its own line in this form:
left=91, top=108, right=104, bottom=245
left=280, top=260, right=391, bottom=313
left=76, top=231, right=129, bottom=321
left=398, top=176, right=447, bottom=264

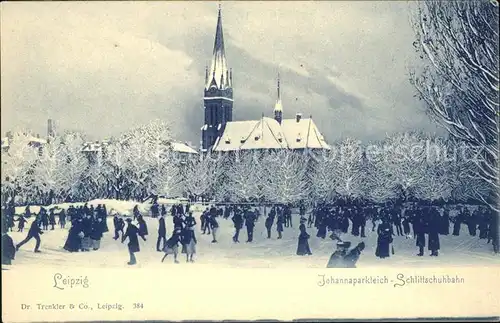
left=181, top=226, right=197, bottom=263
left=156, top=214, right=167, bottom=252
left=122, top=218, right=140, bottom=265
left=63, top=217, right=84, bottom=252
left=137, top=214, right=148, bottom=241
left=16, top=219, right=44, bottom=253
left=296, top=218, right=312, bottom=256
left=162, top=229, right=182, bottom=264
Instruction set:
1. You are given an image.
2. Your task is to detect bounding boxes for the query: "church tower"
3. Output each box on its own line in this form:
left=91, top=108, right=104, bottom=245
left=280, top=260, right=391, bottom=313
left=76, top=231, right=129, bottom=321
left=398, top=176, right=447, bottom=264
left=202, top=5, right=233, bottom=151
left=273, top=74, right=283, bottom=124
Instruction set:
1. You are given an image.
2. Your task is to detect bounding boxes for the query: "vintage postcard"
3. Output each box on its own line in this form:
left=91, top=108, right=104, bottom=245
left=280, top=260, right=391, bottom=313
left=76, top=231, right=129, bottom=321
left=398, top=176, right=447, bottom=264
left=1, top=1, right=499, bottom=322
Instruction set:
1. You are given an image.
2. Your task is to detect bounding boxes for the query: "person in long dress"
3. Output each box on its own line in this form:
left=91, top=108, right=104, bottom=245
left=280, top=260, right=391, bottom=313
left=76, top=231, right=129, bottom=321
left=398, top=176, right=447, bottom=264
left=181, top=226, right=197, bottom=263
left=63, top=218, right=84, bottom=252
left=296, top=219, right=312, bottom=256
left=162, top=229, right=182, bottom=264
left=137, top=214, right=148, bottom=241
left=375, top=218, right=392, bottom=259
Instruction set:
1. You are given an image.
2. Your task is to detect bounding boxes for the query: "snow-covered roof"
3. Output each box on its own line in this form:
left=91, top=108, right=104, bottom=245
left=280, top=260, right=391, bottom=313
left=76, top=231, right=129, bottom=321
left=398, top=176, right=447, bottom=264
left=212, top=116, right=330, bottom=152
left=82, top=142, right=103, bottom=153
left=1, top=135, right=47, bottom=149
left=281, top=118, right=330, bottom=150
left=29, top=136, right=47, bottom=144
left=171, top=142, right=198, bottom=154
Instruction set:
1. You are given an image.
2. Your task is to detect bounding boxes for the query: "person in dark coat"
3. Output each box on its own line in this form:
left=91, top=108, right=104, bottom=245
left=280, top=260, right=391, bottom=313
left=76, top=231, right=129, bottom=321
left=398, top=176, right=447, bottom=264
left=41, top=210, right=49, bottom=231
left=326, top=241, right=351, bottom=268
left=316, top=212, right=327, bottom=239
left=101, top=206, right=108, bottom=233
left=487, top=208, right=499, bottom=253
left=265, top=213, right=274, bottom=239
left=16, top=219, right=44, bottom=253
left=49, top=210, right=56, bottom=230
left=184, top=212, right=197, bottom=228
left=232, top=210, right=243, bottom=243
left=341, top=213, right=349, bottom=233
left=90, top=217, right=105, bottom=250
left=477, top=207, right=489, bottom=240
left=343, top=241, right=366, bottom=268
left=276, top=212, right=284, bottom=239
left=151, top=202, right=159, bottom=218
left=440, top=207, right=450, bottom=235
left=359, top=212, right=367, bottom=238
left=2, top=229, right=16, bottom=265
left=244, top=209, right=256, bottom=243
left=16, top=215, right=28, bottom=232
left=428, top=207, right=440, bottom=256
left=402, top=213, right=411, bottom=239
left=133, top=205, right=140, bottom=221
left=137, top=215, right=148, bottom=241
left=113, top=215, right=124, bottom=240
left=24, top=206, right=31, bottom=218
left=201, top=210, right=210, bottom=234
left=64, top=218, right=83, bottom=252
left=161, top=205, right=167, bottom=217
left=157, top=215, right=167, bottom=252
left=414, top=214, right=426, bottom=256
left=7, top=214, right=15, bottom=232
left=296, top=220, right=312, bottom=256
left=453, top=208, right=463, bottom=236
left=58, top=209, right=67, bottom=229
left=181, top=227, right=197, bottom=263
left=209, top=214, right=219, bottom=243
left=122, top=218, right=140, bottom=265
left=467, top=209, right=479, bottom=236
left=375, top=218, right=392, bottom=259
left=162, top=229, right=181, bottom=264
left=81, top=215, right=93, bottom=251
left=284, top=206, right=292, bottom=228
left=173, top=214, right=184, bottom=231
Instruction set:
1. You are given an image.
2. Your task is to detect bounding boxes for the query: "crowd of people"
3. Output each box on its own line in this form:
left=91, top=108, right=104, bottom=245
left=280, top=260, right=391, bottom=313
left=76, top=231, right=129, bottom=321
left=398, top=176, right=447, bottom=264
left=1, top=200, right=498, bottom=268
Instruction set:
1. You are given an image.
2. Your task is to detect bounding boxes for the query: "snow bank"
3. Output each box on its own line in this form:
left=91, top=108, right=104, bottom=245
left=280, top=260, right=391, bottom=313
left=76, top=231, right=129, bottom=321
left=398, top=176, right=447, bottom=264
left=12, top=198, right=203, bottom=217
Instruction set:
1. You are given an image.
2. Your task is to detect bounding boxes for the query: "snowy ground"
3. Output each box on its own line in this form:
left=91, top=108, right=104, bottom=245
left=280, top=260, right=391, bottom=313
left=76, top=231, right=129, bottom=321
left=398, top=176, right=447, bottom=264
left=6, top=211, right=500, bottom=269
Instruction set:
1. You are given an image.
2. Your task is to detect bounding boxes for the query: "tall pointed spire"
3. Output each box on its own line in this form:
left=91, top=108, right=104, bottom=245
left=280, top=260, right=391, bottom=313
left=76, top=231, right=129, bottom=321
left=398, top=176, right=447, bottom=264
left=274, top=73, right=283, bottom=124
left=205, top=4, right=230, bottom=90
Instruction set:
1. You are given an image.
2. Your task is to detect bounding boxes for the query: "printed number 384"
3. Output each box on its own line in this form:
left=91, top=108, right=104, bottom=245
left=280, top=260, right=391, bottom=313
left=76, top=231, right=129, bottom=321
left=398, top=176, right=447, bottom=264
left=133, top=303, right=144, bottom=309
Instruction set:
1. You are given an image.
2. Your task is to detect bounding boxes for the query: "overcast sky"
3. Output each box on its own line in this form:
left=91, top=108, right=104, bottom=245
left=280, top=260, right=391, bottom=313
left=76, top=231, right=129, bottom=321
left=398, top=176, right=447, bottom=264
left=1, top=1, right=444, bottom=146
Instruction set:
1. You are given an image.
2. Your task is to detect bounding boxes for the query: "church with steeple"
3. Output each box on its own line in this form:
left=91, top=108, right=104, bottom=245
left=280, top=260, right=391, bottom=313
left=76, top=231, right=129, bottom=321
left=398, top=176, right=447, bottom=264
left=201, top=6, right=330, bottom=153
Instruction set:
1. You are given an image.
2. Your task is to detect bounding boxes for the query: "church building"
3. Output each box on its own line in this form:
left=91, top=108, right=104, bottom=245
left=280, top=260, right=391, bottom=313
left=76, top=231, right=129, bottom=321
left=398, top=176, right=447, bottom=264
left=201, top=6, right=330, bottom=153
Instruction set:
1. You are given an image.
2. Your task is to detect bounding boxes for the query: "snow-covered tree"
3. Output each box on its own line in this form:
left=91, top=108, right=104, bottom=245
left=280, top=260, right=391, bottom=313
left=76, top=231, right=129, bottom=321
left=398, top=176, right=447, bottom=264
left=331, top=138, right=365, bottom=198
left=182, top=152, right=223, bottom=200
left=1, top=132, right=39, bottom=204
left=410, top=0, right=498, bottom=209
left=308, top=150, right=337, bottom=203
left=101, top=140, right=130, bottom=200
left=364, top=141, right=399, bottom=203
left=262, top=150, right=310, bottom=205
left=32, top=137, right=67, bottom=205
left=58, top=131, right=88, bottom=201
left=375, top=132, right=430, bottom=200
left=226, top=151, right=266, bottom=203
left=413, top=137, right=455, bottom=201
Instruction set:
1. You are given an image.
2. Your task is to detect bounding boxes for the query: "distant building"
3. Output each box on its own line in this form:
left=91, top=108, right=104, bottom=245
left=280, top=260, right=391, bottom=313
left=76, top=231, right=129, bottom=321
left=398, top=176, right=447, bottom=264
left=201, top=7, right=330, bottom=153
left=47, top=119, right=56, bottom=138
left=1, top=132, right=47, bottom=153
